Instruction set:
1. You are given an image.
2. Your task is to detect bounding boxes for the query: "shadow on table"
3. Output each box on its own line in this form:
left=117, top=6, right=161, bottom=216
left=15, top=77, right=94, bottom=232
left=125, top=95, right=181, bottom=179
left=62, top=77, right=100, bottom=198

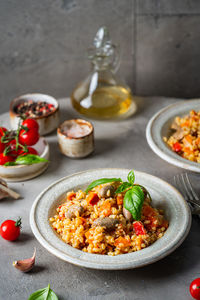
left=92, top=138, right=118, bottom=157
left=15, top=232, right=35, bottom=243
left=45, top=140, right=64, bottom=175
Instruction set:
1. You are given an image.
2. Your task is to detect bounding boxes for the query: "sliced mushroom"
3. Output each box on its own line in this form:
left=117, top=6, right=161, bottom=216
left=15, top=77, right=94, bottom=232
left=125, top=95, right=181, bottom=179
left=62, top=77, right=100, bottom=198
left=65, top=205, right=84, bottom=219
left=171, top=122, right=184, bottom=140
left=98, top=185, right=115, bottom=198
left=93, top=217, right=119, bottom=231
left=123, top=207, right=132, bottom=221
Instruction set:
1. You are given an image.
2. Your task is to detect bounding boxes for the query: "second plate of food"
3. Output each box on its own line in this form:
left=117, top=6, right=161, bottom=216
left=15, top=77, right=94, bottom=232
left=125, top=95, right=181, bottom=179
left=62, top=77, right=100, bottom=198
left=146, top=99, right=200, bottom=172
left=30, top=168, right=191, bottom=270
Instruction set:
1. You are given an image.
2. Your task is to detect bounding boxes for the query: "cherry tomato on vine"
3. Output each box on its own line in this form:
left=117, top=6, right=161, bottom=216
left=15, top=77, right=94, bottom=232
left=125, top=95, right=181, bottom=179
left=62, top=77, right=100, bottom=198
left=0, top=218, right=21, bottom=241
left=190, top=278, right=200, bottom=300
left=19, top=129, right=39, bottom=146
left=22, top=119, right=39, bottom=132
left=0, top=153, right=14, bottom=165
left=8, top=140, right=22, bottom=157
left=0, top=141, right=5, bottom=153
left=19, top=147, right=38, bottom=156
left=0, top=127, right=7, bottom=137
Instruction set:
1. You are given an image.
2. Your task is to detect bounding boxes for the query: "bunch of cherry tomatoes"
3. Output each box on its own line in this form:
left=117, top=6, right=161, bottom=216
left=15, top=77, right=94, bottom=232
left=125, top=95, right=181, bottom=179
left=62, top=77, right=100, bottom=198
left=0, top=118, right=40, bottom=165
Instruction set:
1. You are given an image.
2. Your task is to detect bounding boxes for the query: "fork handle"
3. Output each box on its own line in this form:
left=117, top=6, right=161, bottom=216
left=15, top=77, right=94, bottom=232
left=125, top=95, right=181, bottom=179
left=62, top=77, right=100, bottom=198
left=188, top=201, right=200, bottom=215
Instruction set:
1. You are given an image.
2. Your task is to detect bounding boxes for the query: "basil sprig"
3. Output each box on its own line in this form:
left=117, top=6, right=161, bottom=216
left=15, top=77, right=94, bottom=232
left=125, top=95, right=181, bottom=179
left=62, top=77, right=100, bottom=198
left=85, top=178, right=122, bottom=194
left=28, top=284, right=58, bottom=300
left=4, top=154, right=48, bottom=166
left=85, top=170, right=151, bottom=221
left=124, top=186, right=144, bottom=220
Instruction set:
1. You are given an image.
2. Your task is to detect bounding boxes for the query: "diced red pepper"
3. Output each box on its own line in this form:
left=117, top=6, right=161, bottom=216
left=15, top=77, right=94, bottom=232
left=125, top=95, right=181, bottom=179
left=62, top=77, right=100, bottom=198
left=87, top=192, right=99, bottom=206
left=172, top=142, right=182, bottom=152
left=133, top=221, right=146, bottom=235
left=67, top=192, right=76, bottom=201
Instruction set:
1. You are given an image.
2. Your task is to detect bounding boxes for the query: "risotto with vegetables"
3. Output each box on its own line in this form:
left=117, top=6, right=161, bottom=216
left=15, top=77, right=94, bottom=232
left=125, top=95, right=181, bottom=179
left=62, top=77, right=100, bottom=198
left=50, top=170, right=168, bottom=256
left=164, top=110, right=200, bottom=163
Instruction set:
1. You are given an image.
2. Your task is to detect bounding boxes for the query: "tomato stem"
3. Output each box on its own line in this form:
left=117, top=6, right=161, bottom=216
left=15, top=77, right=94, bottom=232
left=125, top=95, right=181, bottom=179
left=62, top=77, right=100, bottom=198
left=15, top=217, right=22, bottom=228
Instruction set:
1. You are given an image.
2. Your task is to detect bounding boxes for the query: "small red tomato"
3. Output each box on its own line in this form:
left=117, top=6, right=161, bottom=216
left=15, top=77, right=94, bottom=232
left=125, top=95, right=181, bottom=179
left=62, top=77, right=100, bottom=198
left=0, top=141, right=5, bottom=153
left=172, top=142, right=182, bottom=152
left=19, top=147, right=38, bottom=156
left=0, top=217, right=21, bottom=241
left=22, top=119, right=39, bottom=132
left=19, top=129, right=39, bottom=146
left=190, top=278, right=200, bottom=300
left=8, top=140, right=22, bottom=157
left=0, top=153, right=14, bottom=165
left=0, top=127, right=7, bottom=137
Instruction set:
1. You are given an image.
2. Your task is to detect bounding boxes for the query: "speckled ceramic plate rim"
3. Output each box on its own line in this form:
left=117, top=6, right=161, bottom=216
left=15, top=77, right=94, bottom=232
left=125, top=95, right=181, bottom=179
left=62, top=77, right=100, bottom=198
left=146, top=99, right=200, bottom=172
left=30, top=168, right=191, bottom=270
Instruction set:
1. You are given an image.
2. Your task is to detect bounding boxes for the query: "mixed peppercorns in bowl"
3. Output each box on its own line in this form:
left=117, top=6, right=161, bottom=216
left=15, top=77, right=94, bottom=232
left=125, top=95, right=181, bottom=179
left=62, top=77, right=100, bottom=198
left=10, top=93, right=60, bottom=135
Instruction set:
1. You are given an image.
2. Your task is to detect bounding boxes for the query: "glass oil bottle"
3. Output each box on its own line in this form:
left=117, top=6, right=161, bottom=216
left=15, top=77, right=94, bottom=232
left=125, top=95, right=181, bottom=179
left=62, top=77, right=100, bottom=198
left=71, top=27, right=137, bottom=120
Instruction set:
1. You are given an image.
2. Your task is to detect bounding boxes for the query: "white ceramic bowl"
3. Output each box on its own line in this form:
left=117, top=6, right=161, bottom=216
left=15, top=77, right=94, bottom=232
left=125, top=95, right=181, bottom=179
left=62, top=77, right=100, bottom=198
left=146, top=99, right=200, bottom=172
left=30, top=168, right=191, bottom=270
left=0, top=137, right=49, bottom=182
left=10, top=93, right=59, bottom=135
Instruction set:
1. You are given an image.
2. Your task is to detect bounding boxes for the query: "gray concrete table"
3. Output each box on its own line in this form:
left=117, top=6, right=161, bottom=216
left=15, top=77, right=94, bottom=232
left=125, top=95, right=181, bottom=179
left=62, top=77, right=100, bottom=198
left=0, top=97, right=199, bottom=300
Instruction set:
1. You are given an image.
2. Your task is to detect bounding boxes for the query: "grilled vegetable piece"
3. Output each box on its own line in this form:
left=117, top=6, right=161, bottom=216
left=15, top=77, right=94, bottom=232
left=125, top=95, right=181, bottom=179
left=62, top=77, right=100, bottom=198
left=93, top=217, right=119, bottom=231
left=98, top=184, right=115, bottom=198
left=65, top=205, right=84, bottom=219
left=123, top=207, right=132, bottom=221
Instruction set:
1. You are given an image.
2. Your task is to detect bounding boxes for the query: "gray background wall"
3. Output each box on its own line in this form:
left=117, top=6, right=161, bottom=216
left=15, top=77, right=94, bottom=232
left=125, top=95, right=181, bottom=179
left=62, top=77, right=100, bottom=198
left=1, top=0, right=200, bottom=114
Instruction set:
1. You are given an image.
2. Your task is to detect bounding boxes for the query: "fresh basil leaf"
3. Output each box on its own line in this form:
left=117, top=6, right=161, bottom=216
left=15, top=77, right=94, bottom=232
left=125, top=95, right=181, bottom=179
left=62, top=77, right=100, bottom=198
left=134, top=184, right=152, bottom=202
left=123, top=186, right=144, bottom=220
left=28, top=284, right=58, bottom=300
left=115, top=182, right=132, bottom=194
left=85, top=178, right=122, bottom=194
left=127, top=170, right=135, bottom=185
left=15, top=154, right=48, bottom=165
left=4, top=162, right=17, bottom=166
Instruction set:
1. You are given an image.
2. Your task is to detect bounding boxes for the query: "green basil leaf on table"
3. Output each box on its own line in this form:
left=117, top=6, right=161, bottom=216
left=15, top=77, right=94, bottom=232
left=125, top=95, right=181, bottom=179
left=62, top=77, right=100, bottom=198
left=123, top=186, right=144, bottom=220
left=127, top=170, right=135, bottom=185
left=115, top=182, right=132, bottom=194
left=28, top=284, right=58, bottom=300
left=85, top=178, right=122, bottom=194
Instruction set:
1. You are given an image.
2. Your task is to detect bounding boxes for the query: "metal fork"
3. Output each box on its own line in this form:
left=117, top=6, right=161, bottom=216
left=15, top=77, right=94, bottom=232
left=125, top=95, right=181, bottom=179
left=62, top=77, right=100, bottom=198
left=174, top=173, right=200, bottom=215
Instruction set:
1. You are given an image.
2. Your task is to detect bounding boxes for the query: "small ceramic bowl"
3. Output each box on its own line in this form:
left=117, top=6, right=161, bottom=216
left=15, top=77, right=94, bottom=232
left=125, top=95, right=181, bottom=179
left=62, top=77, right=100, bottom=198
left=57, top=119, right=94, bottom=158
left=10, top=93, right=59, bottom=135
left=0, top=137, right=49, bottom=182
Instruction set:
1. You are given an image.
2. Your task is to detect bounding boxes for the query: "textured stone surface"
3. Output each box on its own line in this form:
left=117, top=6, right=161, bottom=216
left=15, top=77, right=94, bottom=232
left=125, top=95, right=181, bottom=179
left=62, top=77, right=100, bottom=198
left=1, top=0, right=200, bottom=115
left=0, top=97, right=199, bottom=300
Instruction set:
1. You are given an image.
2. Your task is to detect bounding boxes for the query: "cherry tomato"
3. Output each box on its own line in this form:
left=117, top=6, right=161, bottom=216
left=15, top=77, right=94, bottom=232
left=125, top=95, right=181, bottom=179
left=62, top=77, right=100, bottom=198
left=19, top=147, right=38, bottom=156
left=19, top=129, right=39, bottom=146
left=22, top=119, right=39, bottom=132
left=0, top=127, right=7, bottom=137
left=0, top=141, right=5, bottom=153
left=190, top=278, right=200, bottom=300
left=8, top=140, right=22, bottom=157
left=0, top=218, right=21, bottom=241
left=0, top=153, right=14, bottom=165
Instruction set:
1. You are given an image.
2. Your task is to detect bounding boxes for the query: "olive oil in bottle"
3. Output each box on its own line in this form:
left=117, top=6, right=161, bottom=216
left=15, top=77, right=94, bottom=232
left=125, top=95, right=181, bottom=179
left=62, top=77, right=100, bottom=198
left=71, top=27, right=137, bottom=120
